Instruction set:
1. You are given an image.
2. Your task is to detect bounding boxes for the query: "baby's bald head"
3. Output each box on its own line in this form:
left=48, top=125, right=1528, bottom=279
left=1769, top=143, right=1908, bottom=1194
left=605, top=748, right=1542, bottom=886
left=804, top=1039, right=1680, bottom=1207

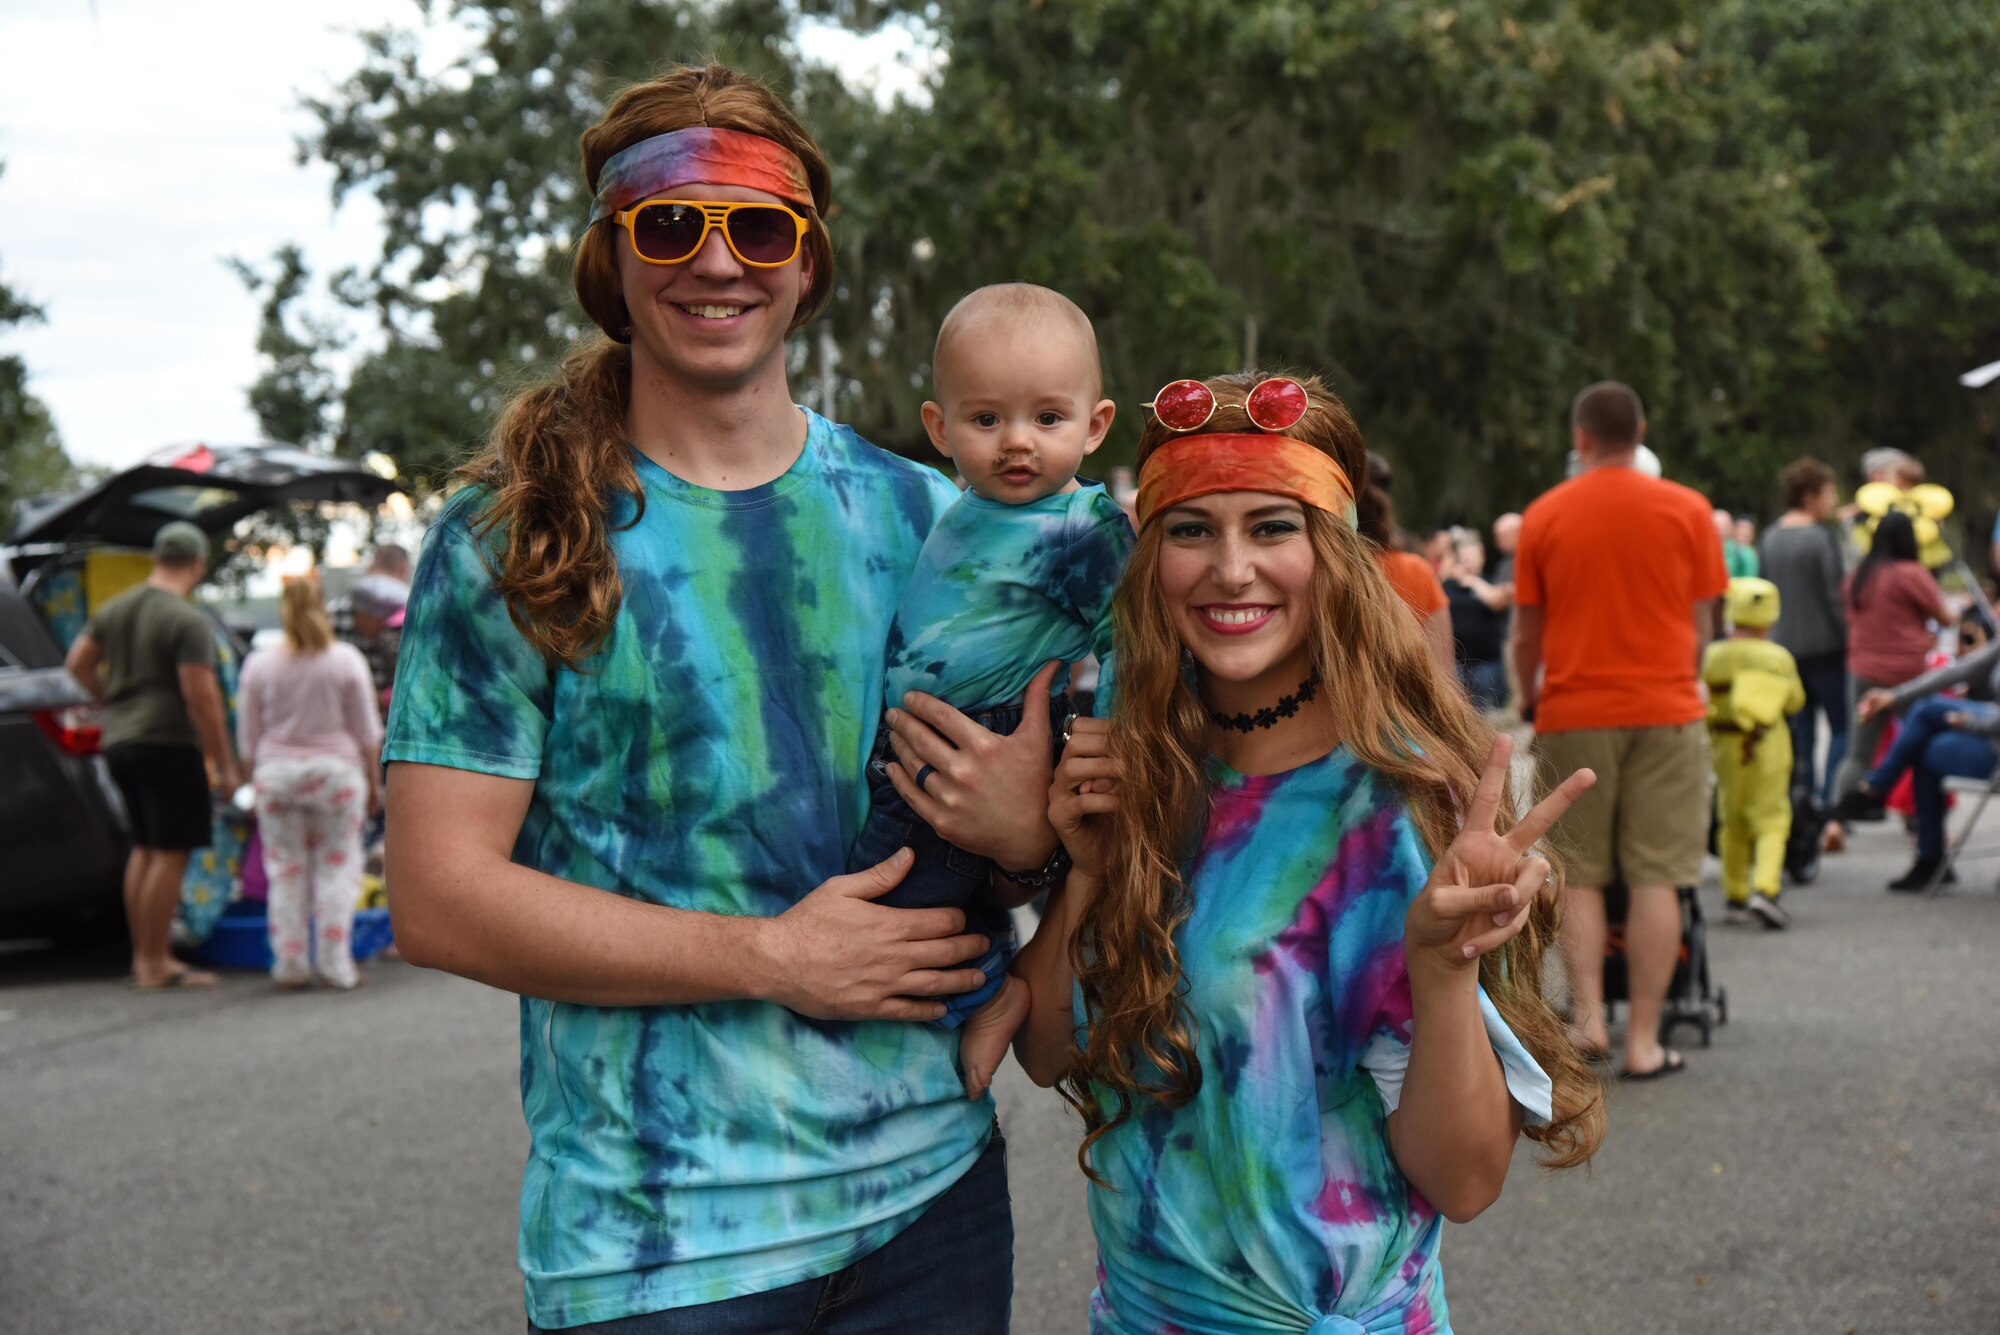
left=932, top=283, right=1102, bottom=407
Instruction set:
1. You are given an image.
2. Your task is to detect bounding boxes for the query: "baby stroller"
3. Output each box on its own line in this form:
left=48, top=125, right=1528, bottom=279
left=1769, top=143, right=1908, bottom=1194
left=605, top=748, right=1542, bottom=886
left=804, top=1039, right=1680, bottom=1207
left=1600, top=882, right=1728, bottom=1048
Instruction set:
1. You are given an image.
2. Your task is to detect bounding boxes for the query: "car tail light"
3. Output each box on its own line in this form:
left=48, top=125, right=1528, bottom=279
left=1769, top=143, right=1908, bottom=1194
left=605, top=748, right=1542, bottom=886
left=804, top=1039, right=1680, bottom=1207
left=32, top=704, right=104, bottom=757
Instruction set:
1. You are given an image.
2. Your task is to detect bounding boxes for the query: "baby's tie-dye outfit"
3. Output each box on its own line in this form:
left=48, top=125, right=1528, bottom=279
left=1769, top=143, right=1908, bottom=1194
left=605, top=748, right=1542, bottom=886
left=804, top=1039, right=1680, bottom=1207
left=1084, top=750, right=1552, bottom=1335
left=883, top=482, right=1133, bottom=713
left=384, top=412, right=991, bottom=1329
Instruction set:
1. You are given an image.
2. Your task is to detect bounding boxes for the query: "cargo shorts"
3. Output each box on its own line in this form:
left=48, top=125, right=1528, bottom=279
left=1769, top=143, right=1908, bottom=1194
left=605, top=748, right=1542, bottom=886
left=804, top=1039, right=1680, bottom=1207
left=1531, top=721, right=1710, bottom=888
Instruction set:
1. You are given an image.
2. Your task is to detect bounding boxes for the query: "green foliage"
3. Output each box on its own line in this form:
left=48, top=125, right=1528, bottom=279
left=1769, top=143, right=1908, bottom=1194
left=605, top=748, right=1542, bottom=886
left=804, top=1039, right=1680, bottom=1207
left=263, top=0, right=2000, bottom=531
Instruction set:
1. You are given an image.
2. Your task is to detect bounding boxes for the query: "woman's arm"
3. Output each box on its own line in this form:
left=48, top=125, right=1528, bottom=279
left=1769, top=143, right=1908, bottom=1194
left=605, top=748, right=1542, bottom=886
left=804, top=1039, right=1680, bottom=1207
left=387, top=761, right=992, bottom=1014
left=1011, top=869, right=1098, bottom=1086
left=1011, top=714, right=1120, bottom=1085
left=1386, top=959, right=1524, bottom=1223
left=1390, top=736, right=1593, bottom=1221
left=235, top=653, right=263, bottom=773
left=1912, top=565, right=1958, bottom=627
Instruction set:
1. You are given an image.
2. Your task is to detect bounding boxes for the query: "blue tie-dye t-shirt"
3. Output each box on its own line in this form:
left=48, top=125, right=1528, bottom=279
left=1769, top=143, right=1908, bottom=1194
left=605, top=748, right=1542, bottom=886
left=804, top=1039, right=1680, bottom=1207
left=1084, top=749, right=1552, bottom=1335
left=884, top=482, right=1134, bottom=713
left=383, top=410, right=990, bottom=1329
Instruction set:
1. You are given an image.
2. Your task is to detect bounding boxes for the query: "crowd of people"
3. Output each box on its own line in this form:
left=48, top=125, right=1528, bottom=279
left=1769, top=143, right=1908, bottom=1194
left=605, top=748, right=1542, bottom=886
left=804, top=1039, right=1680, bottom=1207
left=59, top=59, right=1998, bottom=1335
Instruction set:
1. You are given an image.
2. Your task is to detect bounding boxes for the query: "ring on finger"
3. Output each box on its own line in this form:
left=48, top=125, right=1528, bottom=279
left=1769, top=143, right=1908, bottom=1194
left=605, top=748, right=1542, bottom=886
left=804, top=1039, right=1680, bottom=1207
left=1061, top=711, right=1077, bottom=745
left=914, top=764, right=936, bottom=792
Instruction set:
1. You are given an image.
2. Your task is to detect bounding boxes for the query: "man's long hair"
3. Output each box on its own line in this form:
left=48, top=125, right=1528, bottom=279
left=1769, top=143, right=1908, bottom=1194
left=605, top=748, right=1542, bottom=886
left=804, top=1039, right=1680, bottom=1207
left=1058, top=371, right=1604, bottom=1180
left=457, top=64, right=835, bottom=667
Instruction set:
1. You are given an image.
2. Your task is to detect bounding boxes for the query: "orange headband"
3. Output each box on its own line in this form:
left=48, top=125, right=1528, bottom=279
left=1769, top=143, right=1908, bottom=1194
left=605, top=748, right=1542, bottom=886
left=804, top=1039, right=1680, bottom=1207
left=1135, top=433, right=1355, bottom=528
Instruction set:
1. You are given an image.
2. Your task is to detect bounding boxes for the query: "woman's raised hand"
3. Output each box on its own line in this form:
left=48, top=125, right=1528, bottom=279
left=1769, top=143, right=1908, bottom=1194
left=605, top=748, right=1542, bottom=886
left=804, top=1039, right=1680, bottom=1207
left=1405, top=735, right=1594, bottom=971
left=1049, top=714, right=1120, bottom=880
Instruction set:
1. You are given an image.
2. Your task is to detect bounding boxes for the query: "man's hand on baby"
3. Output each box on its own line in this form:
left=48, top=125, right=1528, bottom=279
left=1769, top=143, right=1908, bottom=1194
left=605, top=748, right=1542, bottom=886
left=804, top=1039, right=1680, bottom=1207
left=762, top=848, right=991, bottom=1022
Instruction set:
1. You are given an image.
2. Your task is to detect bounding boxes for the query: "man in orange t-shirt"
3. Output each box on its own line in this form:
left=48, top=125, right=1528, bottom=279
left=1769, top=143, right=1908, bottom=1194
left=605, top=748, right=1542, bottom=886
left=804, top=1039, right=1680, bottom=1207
left=1512, top=381, right=1727, bottom=1082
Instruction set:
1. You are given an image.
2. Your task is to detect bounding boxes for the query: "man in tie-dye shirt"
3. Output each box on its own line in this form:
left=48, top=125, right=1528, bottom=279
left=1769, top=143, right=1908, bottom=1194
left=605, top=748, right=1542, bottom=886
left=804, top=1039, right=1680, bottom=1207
left=849, top=283, right=1132, bottom=1101
left=384, top=70, right=1060, bottom=1333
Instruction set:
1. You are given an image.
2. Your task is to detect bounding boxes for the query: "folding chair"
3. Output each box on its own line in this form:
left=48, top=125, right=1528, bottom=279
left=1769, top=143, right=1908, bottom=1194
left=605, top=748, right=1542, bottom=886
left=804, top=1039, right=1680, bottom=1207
left=1929, top=767, right=2000, bottom=896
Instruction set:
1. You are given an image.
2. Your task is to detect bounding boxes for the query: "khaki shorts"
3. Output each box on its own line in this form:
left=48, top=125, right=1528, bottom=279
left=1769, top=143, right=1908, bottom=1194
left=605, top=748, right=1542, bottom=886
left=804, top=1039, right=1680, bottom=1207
left=1531, top=722, right=1710, bottom=888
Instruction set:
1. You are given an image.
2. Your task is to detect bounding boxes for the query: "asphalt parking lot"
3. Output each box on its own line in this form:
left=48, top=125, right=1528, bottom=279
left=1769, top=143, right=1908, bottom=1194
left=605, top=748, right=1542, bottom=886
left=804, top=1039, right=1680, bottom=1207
left=3, top=805, right=1996, bottom=1333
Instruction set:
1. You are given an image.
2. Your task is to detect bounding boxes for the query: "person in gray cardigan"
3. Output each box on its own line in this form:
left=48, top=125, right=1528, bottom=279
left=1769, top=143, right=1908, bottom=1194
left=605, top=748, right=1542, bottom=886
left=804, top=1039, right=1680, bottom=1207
left=1843, top=629, right=2000, bottom=889
left=1759, top=459, right=1849, bottom=821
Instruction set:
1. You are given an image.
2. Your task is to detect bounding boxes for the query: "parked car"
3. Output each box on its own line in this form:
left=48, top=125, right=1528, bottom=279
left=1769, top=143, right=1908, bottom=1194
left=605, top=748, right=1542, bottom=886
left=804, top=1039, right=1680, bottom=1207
left=0, top=442, right=400, bottom=936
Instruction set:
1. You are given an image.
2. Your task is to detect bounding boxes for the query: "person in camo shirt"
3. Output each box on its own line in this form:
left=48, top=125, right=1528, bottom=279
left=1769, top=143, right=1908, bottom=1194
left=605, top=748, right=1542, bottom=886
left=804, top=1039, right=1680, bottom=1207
left=849, top=282, right=1133, bottom=1101
left=1010, top=371, right=1604, bottom=1333
left=383, top=66, right=1062, bottom=1334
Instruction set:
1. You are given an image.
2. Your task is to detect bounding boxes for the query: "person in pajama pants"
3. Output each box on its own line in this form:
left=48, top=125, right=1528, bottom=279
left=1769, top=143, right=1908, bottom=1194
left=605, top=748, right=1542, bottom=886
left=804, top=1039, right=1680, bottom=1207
left=237, top=577, right=382, bottom=989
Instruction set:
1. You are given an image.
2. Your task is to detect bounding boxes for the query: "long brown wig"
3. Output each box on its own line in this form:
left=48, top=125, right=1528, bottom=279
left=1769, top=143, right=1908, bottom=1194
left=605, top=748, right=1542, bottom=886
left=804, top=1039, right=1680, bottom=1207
left=1059, top=372, right=1603, bottom=1179
left=457, top=64, right=836, bottom=667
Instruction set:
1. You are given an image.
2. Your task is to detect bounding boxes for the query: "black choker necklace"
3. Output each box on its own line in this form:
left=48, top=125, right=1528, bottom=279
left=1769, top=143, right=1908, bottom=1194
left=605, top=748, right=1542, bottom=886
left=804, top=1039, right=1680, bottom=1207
left=1206, top=672, right=1320, bottom=732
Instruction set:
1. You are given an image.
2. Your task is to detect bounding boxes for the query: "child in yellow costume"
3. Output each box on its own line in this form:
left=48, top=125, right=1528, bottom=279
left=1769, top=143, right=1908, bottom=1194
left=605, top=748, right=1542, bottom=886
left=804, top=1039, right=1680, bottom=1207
left=1704, top=578, right=1806, bottom=929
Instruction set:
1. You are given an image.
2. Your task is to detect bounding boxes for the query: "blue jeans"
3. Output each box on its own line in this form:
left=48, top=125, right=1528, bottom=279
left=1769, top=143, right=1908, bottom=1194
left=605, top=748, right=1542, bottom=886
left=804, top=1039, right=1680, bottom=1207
left=1790, top=650, right=1849, bottom=805
left=847, top=694, right=1072, bottom=1027
left=1457, top=658, right=1508, bottom=711
left=532, top=1129, right=1013, bottom=1335
left=1877, top=699, right=2000, bottom=862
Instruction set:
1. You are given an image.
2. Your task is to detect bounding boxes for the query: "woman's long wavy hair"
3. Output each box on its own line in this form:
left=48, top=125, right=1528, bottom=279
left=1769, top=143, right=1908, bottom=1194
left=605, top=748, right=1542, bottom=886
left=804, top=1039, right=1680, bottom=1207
left=1058, top=372, right=1604, bottom=1179
left=457, top=64, right=836, bottom=666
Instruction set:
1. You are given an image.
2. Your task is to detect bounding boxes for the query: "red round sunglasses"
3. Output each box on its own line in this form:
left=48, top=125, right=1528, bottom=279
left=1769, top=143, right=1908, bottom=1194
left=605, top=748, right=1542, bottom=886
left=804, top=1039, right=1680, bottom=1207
left=1144, top=377, right=1310, bottom=434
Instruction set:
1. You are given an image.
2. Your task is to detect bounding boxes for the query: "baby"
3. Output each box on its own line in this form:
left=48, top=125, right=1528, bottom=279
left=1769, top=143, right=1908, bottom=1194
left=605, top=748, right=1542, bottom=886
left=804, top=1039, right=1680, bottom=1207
left=849, top=283, right=1134, bottom=1097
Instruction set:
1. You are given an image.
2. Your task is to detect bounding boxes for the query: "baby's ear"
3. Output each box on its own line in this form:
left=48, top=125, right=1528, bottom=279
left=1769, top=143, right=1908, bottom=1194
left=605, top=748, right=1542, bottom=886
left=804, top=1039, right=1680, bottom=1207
left=920, top=401, right=953, bottom=461
left=1081, top=398, right=1116, bottom=456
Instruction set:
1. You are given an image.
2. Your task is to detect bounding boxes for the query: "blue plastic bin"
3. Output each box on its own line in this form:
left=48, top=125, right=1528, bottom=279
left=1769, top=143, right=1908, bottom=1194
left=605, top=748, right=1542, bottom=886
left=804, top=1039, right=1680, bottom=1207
left=190, top=906, right=394, bottom=972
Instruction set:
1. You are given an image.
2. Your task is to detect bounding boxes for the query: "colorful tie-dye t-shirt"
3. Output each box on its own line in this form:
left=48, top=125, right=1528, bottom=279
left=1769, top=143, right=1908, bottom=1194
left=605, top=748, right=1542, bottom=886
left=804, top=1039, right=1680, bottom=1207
left=383, top=411, right=990, bottom=1329
left=884, top=482, right=1133, bottom=713
left=1084, top=749, right=1552, bottom=1335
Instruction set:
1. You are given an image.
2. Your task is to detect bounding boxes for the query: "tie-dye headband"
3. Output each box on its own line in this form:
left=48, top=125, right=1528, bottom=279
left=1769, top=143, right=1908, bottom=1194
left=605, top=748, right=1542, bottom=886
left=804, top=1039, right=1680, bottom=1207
left=588, top=126, right=814, bottom=224
left=1135, top=434, right=1355, bottom=528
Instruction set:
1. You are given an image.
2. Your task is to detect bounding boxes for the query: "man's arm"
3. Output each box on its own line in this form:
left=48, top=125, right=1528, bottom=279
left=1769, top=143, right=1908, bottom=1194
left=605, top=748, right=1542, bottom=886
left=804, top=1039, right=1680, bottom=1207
left=177, top=662, right=242, bottom=792
left=1510, top=604, right=1545, bottom=718
left=1694, top=599, right=1719, bottom=665
left=386, top=762, right=992, bottom=1013
left=65, top=633, right=105, bottom=700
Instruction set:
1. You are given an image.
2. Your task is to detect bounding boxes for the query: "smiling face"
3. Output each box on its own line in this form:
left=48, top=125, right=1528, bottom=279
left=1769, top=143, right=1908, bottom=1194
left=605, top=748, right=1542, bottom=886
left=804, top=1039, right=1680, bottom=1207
left=921, top=313, right=1113, bottom=504
left=615, top=183, right=812, bottom=393
left=1155, top=491, right=1319, bottom=705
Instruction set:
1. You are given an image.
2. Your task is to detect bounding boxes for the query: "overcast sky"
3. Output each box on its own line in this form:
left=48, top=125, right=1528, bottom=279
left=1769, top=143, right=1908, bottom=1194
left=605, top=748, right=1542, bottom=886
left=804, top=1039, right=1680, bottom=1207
left=0, top=1, right=919, bottom=473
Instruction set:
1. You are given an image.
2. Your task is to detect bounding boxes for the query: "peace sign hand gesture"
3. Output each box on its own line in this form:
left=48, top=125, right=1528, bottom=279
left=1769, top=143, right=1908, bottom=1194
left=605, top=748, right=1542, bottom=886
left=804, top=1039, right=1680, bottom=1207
left=1406, top=735, right=1595, bottom=973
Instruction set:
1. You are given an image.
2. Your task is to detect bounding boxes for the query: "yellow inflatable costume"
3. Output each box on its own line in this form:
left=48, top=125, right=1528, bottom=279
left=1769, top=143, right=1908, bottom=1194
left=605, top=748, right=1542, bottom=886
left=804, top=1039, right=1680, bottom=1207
left=1703, top=579, right=1805, bottom=911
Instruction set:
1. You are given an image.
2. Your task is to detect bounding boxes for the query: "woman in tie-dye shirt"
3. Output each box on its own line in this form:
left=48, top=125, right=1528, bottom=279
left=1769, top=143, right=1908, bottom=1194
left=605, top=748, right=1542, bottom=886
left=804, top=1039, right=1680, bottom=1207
left=1012, top=372, right=1606, bottom=1334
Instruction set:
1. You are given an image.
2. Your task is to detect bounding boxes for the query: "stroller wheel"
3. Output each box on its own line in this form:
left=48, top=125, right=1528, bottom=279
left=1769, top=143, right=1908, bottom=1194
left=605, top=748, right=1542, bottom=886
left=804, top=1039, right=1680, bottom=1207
left=1716, top=987, right=1729, bottom=1026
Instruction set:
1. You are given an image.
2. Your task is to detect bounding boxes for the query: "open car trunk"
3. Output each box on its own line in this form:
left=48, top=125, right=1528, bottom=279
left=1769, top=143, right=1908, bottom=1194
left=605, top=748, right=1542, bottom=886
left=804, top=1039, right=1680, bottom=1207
left=8, top=441, right=403, bottom=552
